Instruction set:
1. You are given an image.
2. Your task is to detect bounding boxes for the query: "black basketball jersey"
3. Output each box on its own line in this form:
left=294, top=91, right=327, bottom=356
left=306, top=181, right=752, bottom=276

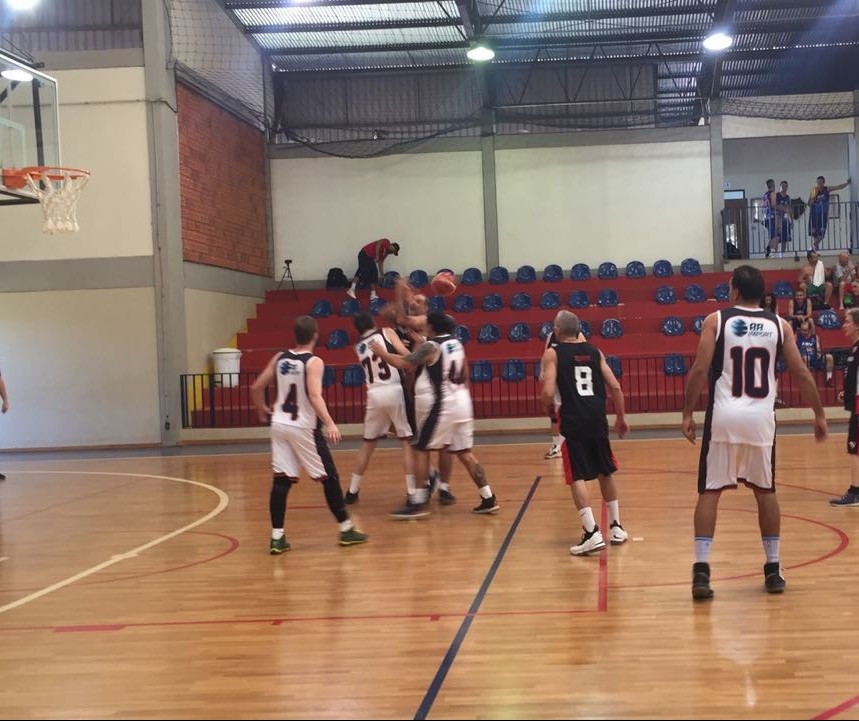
left=555, top=341, right=608, bottom=438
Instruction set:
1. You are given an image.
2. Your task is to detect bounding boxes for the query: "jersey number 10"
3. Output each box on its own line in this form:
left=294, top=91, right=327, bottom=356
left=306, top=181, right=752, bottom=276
left=729, top=347, right=771, bottom=399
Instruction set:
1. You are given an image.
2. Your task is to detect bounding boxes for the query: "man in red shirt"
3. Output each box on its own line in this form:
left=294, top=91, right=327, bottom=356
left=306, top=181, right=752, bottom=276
left=348, top=238, right=400, bottom=301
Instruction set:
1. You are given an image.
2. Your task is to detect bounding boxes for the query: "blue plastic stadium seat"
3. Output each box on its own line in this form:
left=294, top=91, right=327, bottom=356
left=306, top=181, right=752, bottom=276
left=661, top=316, right=685, bottom=336
left=692, top=315, right=706, bottom=334
left=310, top=299, right=332, bottom=318
left=543, top=264, right=564, bottom=282
left=625, top=261, right=646, bottom=279
left=454, top=324, right=471, bottom=344
left=409, top=269, right=429, bottom=288
left=664, top=354, right=688, bottom=376
left=580, top=320, right=592, bottom=339
left=539, top=320, right=554, bottom=340
left=655, top=286, right=677, bottom=305
left=713, top=282, right=730, bottom=302
left=508, top=322, right=531, bottom=342
left=569, top=290, right=589, bottom=308
left=605, top=355, right=623, bottom=379
left=470, top=360, right=493, bottom=382
left=653, top=260, right=674, bottom=278
left=680, top=258, right=703, bottom=277
left=461, top=267, right=483, bottom=286
left=322, top=366, right=336, bottom=388
left=600, top=319, right=623, bottom=339
left=571, top=263, right=591, bottom=281
left=339, top=298, right=360, bottom=317
left=489, top=266, right=509, bottom=285
left=683, top=283, right=706, bottom=303
left=511, top=292, right=532, bottom=311
left=540, top=291, right=561, bottom=310
left=326, top=329, right=349, bottom=350
left=598, top=262, right=618, bottom=280
left=502, top=359, right=526, bottom=382
left=818, top=309, right=840, bottom=329
left=452, top=294, right=474, bottom=313
left=369, top=296, right=388, bottom=316
left=773, top=280, right=794, bottom=298
left=477, top=323, right=501, bottom=344
left=516, top=265, right=536, bottom=284
left=482, top=293, right=503, bottom=312
left=380, top=271, right=400, bottom=289
left=597, top=289, right=619, bottom=307
left=427, top=295, right=445, bottom=313
left=342, top=364, right=365, bottom=387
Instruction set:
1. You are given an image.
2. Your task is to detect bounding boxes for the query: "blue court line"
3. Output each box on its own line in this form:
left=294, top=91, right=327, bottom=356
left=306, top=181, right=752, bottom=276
left=413, top=475, right=542, bottom=721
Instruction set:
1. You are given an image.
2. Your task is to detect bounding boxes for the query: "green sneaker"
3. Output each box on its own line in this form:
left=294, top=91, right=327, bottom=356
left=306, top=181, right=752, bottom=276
left=339, top=527, right=368, bottom=546
left=269, top=536, right=290, bottom=555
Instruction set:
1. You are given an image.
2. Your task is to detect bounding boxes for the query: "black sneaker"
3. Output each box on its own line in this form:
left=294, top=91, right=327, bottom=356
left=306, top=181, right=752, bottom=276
left=472, top=495, right=500, bottom=514
left=0, top=471, right=5, bottom=480
left=438, top=489, right=457, bottom=505
left=426, top=469, right=440, bottom=497
left=390, top=498, right=431, bottom=520
left=692, top=562, right=714, bottom=600
left=344, top=490, right=359, bottom=505
left=764, top=562, right=785, bottom=594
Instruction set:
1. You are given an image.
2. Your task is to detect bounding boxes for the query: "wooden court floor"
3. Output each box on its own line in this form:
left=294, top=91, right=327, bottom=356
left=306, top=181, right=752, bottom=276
left=1, top=435, right=859, bottom=720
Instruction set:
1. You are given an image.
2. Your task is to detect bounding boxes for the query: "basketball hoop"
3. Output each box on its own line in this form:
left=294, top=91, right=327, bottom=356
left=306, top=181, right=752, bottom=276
left=1, top=166, right=90, bottom=234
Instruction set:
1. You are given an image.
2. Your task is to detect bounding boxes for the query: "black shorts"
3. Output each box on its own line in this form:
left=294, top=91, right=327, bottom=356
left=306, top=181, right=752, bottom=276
left=561, top=434, right=617, bottom=483
left=849, top=412, right=859, bottom=455
left=356, top=250, right=379, bottom=285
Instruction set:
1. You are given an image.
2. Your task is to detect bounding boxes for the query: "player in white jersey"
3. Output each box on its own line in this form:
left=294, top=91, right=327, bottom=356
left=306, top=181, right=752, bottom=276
left=344, top=312, right=420, bottom=509
left=682, top=266, right=826, bottom=600
left=372, top=312, right=500, bottom=518
left=251, top=315, right=368, bottom=554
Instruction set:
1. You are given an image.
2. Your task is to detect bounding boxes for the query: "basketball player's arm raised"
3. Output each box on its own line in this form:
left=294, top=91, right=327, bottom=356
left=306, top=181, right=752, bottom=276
left=250, top=353, right=279, bottom=424
left=780, top=319, right=828, bottom=441
left=372, top=338, right=438, bottom=369
left=599, top=351, right=629, bottom=438
left=306, top=356, right=341, bottom=443
left=681, top=313, right=719, bottom=444
left=540, top=348, right=557, bottom=411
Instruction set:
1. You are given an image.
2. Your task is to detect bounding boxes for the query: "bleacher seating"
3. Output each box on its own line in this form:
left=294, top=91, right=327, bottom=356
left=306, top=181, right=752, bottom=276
left=489, top=266, right=509, bottom=284
left=516, top=265, right=537, bottom=284
left=653, top=260, right=674, bottom=278
left=453, top=294, right=474, bottom=313
left=598, top=262, right=618, bottom=280
left=409, top=269, right=429, bottom=287
left=511, top=292, right=532, bottom=310
left=339, top=298, right=360, bottom=317
left=681, top=258, right=702, bottom=276
left=683, top=284, right=706, bottom=303
left=571, top=264, right=591, bottom=281
left=540, top=291, right=561, bottom=310
left=625, top=261, right=646, bottom=279
left=598, top=289, right=619, bottom=307
left=661, top=316, right=684, bottom=336
left=462, top=267, right=483, bottom=285
left=482, top=293, right=503, bottom=312
left=543, top=264, right=563, bottom=282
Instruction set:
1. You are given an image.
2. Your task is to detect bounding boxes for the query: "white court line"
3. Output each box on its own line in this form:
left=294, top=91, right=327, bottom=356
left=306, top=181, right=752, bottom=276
left=0, top=471, right=229, bottom=616
left=0, top=557, right=9, bottom=563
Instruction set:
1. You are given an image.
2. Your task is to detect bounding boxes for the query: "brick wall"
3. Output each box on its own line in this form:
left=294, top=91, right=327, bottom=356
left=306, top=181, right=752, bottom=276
left=177, top=83, right=270, bottom=277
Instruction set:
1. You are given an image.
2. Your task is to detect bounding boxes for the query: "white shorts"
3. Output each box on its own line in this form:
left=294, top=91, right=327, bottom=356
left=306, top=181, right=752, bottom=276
left=415, top=394, right=474, bottom=453
left=271, top=422, right=336, bottom=480
left=698, top=441, right=775, bottom=493
left=364, top=386, right=413, bottom=441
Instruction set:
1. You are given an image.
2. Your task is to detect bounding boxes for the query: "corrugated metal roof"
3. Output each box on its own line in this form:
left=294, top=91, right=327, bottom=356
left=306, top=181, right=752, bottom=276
left=256, top=26, right=466, bottom=50
left=234, top=3, right=459, bottom=26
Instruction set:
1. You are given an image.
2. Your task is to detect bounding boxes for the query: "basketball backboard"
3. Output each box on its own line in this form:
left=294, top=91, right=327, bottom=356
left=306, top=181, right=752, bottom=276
left=0, top=49, right=60, bottom=205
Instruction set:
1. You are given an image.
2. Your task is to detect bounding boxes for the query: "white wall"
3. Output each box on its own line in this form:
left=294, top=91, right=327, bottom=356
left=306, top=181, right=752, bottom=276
left=723, top=93, right=855, bottom=139
left=724, top=134, right=850, bottom=202
left=0, top=288, right=160, bottom=448
left=0, top=67, right=153, bottom=262
left=495, top=141, right=713, bottom=268
left=185, top=288, right=260, bottom=372
left=271, top=151, right=485, bottom=280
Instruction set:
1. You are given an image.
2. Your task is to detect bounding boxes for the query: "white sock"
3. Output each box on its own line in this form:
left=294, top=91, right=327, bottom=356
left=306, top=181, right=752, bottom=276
left=695, top=536, right=713, bottom=563
left=607, top=500, right=620, bottom=526
left=479, top=485, right=493, bottom=499
left=411, top=487, right=429, bottom=504
left=339, top=519, right=354, bottom=532
left=370, top=290, right=378, bottom=299
left=553, top=435, right=563, bottom=447
left=349, top=282, right=356, bottom=293
left=439, top=481, right=451, bottom=492
left=762, top=536, right=780, bottom=564
left=272, top=528, right=284, bottom=540
left=350, top=473, right=362, bottom=494
left=578, top=507, right=596, bottom=533
left=827, top=370, right=833, bottom=380
left=405, top=474, right=416, bottom=494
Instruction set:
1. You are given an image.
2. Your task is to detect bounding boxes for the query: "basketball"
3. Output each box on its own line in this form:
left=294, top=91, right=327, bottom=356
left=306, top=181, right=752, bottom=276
left=431, top=271, right=457, bottom=297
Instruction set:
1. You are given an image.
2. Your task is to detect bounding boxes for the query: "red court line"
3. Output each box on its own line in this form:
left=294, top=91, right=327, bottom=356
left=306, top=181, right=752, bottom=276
left=6, top=478, right=140, bottom=521
left=598, top=501, right=608, bottom=612
left=812, top=693, right=859, bottom=720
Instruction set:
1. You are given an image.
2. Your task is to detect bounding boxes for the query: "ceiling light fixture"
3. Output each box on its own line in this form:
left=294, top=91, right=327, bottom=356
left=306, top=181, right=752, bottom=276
left=1, top=68, right=34, bottom=82
left=466, top=42, right=495, bottom=62
left=5, top=0, right=40, bottom=10
left=703, top=31, right=733, bottom=51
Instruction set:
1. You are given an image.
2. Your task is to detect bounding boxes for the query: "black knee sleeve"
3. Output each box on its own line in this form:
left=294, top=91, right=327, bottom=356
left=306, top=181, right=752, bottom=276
left=321, top=476, right=349, bottom=524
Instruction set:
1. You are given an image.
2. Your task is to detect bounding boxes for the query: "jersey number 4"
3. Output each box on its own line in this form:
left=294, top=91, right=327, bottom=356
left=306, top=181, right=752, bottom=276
left=281, top=384, right=298, bottom=420
left=729, top=347, right=771, bottom=399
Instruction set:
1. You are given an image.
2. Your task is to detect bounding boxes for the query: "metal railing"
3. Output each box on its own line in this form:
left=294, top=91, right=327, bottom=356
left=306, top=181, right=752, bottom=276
left=180, top=356, right=846, bottom=429
left=722, top=200, right=858, bottom=260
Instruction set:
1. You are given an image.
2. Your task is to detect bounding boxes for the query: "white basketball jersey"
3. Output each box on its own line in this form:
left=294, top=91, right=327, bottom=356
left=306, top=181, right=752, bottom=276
left=355, top=329, right=404, bottom=395
left=421, top=334, right=469, bottom=410
left=271, top=351, right=318, bottom=429
left=708, top=307, right=783, bottom=445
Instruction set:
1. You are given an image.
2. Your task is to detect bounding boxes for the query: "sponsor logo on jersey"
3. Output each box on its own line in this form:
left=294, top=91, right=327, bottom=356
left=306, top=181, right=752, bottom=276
left=731, top=318, right=773, bottom=338
left=278, top=360, right=296, bottom=375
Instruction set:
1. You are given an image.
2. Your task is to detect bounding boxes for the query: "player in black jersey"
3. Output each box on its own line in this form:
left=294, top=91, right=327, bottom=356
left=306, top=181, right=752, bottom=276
left=541, top=310, right=629, bottom=555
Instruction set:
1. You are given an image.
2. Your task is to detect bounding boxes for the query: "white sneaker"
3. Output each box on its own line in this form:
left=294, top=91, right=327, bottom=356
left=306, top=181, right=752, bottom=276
left=570, top=527, right=606, bottom=556
left=544, top=444, right=562, bottom=459
left=346, top=288, right=357, bottom=300
left=609, top=521, right=628, bottom=545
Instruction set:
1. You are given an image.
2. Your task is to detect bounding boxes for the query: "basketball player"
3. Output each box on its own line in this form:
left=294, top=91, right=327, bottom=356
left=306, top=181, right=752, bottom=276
left=540, top=310, right=629, bottom=556
left=831, top=309, right=859, bottom=506
left=250, top=316, right=368, bottom=553
left=345, top=312, right=420, bottom=511
left=0, top=366, right=8, bottom=480
left=682, top=265, right=827, bottom=600
left=540, top=326, right=587, bottom=460
left=371, top=312, right=499, bottom=517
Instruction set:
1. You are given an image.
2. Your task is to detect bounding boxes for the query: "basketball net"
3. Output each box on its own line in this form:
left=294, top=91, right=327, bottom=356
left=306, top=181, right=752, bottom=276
left=24, top=170, right=90, bottom=234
